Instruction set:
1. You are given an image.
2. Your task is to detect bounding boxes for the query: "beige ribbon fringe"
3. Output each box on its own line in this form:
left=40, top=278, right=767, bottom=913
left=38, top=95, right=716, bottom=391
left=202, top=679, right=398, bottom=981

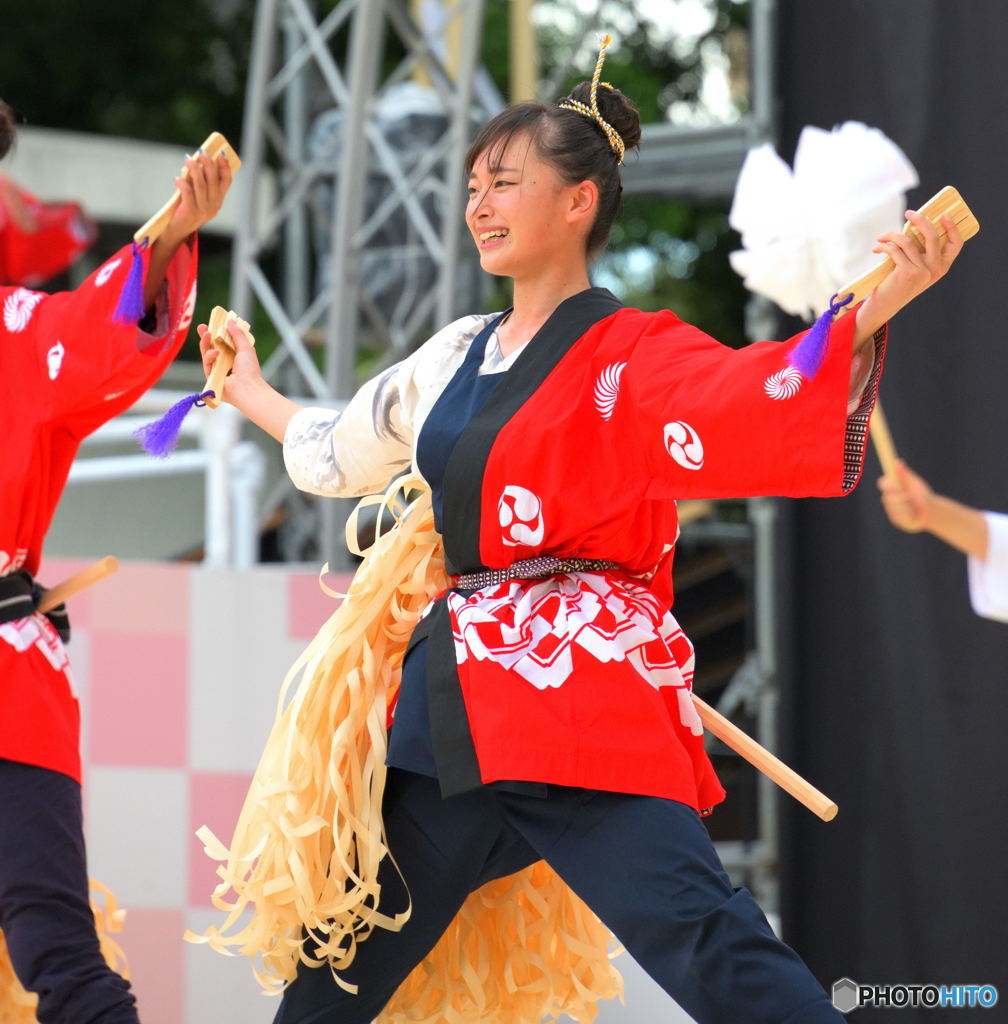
left=190, top=475, right=623, bottom=1023
left=0, top=879, right=130, bottom=1024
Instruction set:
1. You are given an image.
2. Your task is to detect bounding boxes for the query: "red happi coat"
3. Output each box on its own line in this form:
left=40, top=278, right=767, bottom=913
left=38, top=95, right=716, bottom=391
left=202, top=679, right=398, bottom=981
left=0, top=175, right=98, bottom=286
left=421, top=289, right=884, bottom=812
left=0, top=240, right=198, bottom=781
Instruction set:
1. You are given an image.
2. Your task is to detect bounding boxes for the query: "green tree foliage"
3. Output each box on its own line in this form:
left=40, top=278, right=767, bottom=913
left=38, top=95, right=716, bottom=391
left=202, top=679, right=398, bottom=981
left=1, top=0, right=752, bottom=354
left=604, top=197, right=748, bottom=349
left=0, top=0, right=252, bottom=145
left=531, top=0, right=751, bottom=347
left=1, top=0, right=256, bottom=358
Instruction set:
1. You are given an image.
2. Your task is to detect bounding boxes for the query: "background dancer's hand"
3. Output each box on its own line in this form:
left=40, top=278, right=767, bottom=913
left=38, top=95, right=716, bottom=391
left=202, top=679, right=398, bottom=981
left=878, top=459, right=989, bottom=558
left=878, top=459, right=934, bottom=533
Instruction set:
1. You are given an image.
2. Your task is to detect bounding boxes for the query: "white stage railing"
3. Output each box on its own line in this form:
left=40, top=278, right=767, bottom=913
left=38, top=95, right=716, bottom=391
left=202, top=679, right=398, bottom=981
left=68, top=391, right=267, bottom=568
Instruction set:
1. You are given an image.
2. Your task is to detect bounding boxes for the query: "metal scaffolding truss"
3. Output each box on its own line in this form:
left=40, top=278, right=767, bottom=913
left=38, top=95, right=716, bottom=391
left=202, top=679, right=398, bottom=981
left=230, top=0, right=500, bottom=562
left=233, top=0, right=501, bottom=391
left=232, top=0, right=777, bottom=388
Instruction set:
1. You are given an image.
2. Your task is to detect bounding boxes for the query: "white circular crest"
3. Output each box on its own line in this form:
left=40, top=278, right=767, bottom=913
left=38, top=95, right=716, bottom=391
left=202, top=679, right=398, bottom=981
left=593, top=361, right=627, bottom=421
left=94, top=258, right=123, bottom=288
left=663, top=420, right=705, bottom=471
left=176, top=283, right=198, bottom=335
left=498, top=485, right=545, bottom=547
left=46, top=341, right=66, bottom=381
left=764, top=365, right=804, bottom=400
left=3, top=289, right=44, bottom=333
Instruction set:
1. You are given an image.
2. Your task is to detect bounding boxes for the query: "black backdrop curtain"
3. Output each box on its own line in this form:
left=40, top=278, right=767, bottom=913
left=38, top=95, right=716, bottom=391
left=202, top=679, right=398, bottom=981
left=775, top=0, right=1008, bottom=1015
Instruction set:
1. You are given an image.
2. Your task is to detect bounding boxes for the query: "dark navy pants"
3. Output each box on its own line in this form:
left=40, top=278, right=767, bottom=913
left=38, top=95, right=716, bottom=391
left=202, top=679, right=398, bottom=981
left=0, top=758, right=140, bottom=1024
left=274, top=768, right=842, bottom=1024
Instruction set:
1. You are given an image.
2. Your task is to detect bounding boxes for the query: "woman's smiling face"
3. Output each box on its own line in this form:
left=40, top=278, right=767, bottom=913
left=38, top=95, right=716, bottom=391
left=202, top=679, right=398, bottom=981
left=465, top=131, right=582, bottom=281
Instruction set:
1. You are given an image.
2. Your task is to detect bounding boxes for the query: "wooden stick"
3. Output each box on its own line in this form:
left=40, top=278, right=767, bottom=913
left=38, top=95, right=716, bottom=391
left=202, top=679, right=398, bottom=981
left=202, top=305, right=253, bottom=409
left=870, top=400, right=899, bottom=479
left=133, top=131, right=242, bottom=246
left=677, top=499, right=713, bottom=526
left=837, top=185, right=979, bottom=305
left=693, top=694, right=838, bottom=822
left=37, top=556, right=119, bottom=613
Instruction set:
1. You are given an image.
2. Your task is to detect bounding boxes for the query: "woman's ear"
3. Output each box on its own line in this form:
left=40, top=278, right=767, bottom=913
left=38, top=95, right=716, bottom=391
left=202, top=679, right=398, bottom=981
left=567, top=179, right=599, bottom=226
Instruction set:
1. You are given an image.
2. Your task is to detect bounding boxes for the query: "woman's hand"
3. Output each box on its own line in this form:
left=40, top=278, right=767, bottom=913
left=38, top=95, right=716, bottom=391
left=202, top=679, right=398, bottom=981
left=143, top=150, right=234, bottom=312
left=853, top=209, right=963, bottom=348
left=160, top=150, right=233, bottom=248
left=197, top=318, right=303, bottom=443
left=877, top=459, right=934, bottom=532
left=197, top=318, right=262, bottom=406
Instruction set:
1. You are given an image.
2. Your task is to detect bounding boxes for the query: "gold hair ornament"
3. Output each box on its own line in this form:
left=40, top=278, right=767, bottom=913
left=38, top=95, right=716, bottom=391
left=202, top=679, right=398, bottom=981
left=558, top=33, right=625, bottom=164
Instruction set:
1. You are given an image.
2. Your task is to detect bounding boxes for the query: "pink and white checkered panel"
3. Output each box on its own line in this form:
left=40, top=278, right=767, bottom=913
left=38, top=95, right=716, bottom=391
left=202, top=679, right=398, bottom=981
left=39, top=557, right=352, bottom=1024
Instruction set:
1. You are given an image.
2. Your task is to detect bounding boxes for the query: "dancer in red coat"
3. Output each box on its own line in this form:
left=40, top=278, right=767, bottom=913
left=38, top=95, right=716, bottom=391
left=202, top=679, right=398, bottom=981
left=199, top=39, right=961, bottom=1024
left=0, top=97, right=232, bottom=1024
left=0, top=172, right=97, bottom=287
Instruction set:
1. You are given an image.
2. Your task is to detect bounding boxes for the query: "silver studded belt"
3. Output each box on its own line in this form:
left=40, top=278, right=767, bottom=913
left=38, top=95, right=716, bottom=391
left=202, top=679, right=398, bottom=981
left=453, top=555, right=620, bottom=590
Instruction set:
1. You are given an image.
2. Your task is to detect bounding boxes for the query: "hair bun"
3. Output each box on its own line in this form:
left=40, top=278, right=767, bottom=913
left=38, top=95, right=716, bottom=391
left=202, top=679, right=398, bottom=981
left=568, top=80, right=642, bottom=156
left=0, top=101, right=15, bottom=160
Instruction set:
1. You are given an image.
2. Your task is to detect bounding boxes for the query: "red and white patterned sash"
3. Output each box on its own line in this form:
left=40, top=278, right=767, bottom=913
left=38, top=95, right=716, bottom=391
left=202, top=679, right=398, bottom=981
left=446, top=570, right=703, bottom=735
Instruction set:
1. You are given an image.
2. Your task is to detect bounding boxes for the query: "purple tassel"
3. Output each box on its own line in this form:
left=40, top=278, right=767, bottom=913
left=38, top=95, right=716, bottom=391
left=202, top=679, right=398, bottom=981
left=134, top=390, right=214, bottom=458
left=789, top=291, right=855, bottom=380
left=112, top=239, right=149, bottom=325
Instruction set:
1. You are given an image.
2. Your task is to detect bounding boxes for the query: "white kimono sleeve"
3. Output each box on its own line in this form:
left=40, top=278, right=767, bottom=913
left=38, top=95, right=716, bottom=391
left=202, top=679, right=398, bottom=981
left=282, top=314, right=491, bottom=498
left=966, top=511, right=1008, bottom=622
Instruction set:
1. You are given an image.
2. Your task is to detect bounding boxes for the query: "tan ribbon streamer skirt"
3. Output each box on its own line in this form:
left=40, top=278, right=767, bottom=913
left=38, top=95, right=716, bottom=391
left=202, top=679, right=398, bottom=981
left=190, top=476, right=623, bottom=1023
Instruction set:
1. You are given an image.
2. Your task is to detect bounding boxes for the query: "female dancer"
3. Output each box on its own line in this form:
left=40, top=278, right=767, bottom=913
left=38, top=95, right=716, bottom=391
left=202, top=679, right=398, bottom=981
left=0, top=97, right=232, bottom=1024
left=879, top=459, right=1008, bottom=621
left=200, top=40, right=961, bottom=1024
left=0, top=172, right=97, bottom=288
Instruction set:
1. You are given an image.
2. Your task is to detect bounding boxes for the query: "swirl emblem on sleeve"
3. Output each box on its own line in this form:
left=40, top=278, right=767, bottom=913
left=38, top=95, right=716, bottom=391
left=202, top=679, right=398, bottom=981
left=763, top=365, right=804, bottom=400
left=3, top=289, right=44, bottom=333
left=593, top=361, right=627, bottom=421
left=94, top=258, right=123, bottom=287
left=663, top=421, right=704, bottom=471
left=498, top=486, right=545, bottom=547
